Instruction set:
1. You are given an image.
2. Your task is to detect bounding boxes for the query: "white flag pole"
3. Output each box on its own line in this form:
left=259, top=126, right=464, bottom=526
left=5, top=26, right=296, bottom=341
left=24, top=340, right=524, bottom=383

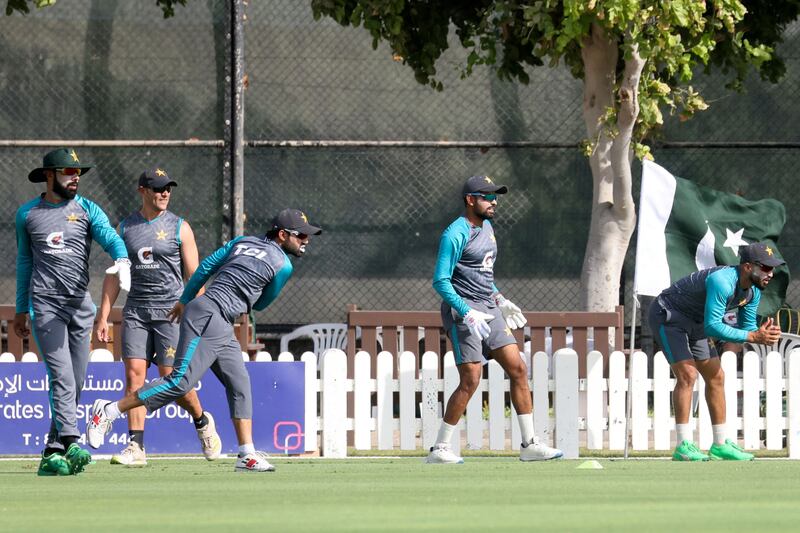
left=623, top=293, right=640, bottom=460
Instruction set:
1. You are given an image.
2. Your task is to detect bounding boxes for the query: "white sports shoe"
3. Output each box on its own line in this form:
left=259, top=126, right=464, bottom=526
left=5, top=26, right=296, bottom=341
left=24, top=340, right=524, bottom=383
left=87, top=399, right=113, bottom=449
left=234, top=451, right=276, bottom=473
left=519, top=437, right=563, bottom=461
left=196, top=411, right=222, bottom=461
left=110, top=441, right=147, bottom=467
left=424, top=443, right=464, bottom=464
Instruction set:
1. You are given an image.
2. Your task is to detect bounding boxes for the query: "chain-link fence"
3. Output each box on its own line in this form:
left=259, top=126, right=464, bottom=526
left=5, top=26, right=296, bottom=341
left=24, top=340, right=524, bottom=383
left=2, top=0, right=800, bottom=329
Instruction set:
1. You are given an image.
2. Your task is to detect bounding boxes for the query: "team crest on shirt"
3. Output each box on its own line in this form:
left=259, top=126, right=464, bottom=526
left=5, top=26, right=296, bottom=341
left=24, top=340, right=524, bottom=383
left=165, top=346, right=176, bottom=360
left=480, top=251, right=495, bottom=272
left=66, top=213, right=80, bottom=223
left=723, top=311, right=738, bottom=326
left=155, top=229, right=168, bottom=241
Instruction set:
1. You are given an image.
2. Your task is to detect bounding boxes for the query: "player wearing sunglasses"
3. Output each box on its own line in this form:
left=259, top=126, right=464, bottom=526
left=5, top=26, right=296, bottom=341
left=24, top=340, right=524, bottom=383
left=649, top=242, right=785, bottom=461
left=94, top=168, right=221, bottom=467
left=87, top=208, right=322, bottom=473
left=14, top=148, right=129, bottom=476
left=426, top=175, right=563, bottom=464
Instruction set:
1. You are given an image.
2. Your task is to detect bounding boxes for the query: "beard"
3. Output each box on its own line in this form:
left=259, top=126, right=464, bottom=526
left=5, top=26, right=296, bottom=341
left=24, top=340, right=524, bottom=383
left=53, top=179, right=77, bottom=200
left=280, top=240, right=305, bottom=257
left=476, top=206, right=495, bottom=220
left=749, top=271, right=771, bottom=290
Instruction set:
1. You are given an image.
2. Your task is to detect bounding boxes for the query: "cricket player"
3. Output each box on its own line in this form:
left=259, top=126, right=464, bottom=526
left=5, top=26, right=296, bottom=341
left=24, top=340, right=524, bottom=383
left=15, top=148, right=130, bottom=476
left=95, top=168, right=221, bottom=466
left=426, top=175, right=562, bottom=463
left=87, top=208, right=322, bottom=472
left=649, top=242, right=784, bottom=461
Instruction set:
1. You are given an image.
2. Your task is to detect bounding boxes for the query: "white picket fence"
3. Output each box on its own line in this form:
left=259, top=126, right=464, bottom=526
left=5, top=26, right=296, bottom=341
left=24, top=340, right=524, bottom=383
left=304, top=348, right=800, bottom=459
left=5, top=348, right=799, bottom=458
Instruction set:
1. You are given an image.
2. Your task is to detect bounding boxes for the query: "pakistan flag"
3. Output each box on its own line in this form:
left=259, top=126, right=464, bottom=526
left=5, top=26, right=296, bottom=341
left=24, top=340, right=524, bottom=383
left=634, top=159, right=788, bottom=316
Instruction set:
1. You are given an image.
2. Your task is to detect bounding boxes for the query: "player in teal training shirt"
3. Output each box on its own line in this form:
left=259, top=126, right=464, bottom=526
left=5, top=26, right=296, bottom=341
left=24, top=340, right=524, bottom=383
left=15, top=148, right=129, bottom=476
left=426, top=175, right=563, bottom=464
left=649, top=242, right=784, bottom=461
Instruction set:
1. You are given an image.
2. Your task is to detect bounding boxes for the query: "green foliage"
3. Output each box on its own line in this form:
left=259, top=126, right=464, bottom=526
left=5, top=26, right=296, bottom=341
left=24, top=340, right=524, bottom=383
left=5, top=0, right=191, bottom=18
left=5, top=0, right=54, bottom=16
left=154, top=0, right=190, bottom=19
left=311, top=0, right=799, bottom=156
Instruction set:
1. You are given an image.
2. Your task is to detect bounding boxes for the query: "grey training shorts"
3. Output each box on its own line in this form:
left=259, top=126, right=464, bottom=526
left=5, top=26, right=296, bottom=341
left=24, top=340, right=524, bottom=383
left=441, top=299, right=517, bottom=365
left=121, top=306, right=180, bottom=367
left=648, top=299, right=718, bottom=364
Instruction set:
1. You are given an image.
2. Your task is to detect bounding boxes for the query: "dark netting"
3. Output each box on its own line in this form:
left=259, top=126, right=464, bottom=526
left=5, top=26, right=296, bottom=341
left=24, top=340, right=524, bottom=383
left=2, top=0, right=800, bottom=331
left=0, top=0, right=227, bottom=140
left=244, top=2, right=584, bottom=142
left=244, top=146, right=592, bottom=324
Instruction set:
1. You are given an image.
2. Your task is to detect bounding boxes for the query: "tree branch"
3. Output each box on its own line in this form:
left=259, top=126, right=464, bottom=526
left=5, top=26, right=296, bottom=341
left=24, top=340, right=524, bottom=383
left=611, top=41, right=645, bottom=210
left=581, top=23, right=617, bottom=206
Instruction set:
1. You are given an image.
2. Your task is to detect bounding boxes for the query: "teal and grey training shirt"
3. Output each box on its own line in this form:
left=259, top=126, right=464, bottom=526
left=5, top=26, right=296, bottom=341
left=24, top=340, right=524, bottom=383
left=658, top=265, right=760, bottom=343
left=15, top=194, right=127, bottom=313
left=119, top=210, right=184, bottom=308
left=432, top=216, right=499, bottom=317
left=180, top=236, right=293, bottom=323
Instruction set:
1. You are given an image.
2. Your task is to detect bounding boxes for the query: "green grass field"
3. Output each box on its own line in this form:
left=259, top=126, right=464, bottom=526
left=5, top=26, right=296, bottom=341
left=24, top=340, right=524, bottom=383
left=1, top=457, right=799, bottom=532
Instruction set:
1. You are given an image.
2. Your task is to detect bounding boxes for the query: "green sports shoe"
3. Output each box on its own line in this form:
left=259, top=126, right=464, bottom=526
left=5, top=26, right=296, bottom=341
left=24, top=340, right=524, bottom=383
left=709, top=439, right=755, bottom=461
left=37, top=452, right=71, bottom=476
left=64, top=443, right=93, bottom=474
left=672, top=440, right=710, bottom=461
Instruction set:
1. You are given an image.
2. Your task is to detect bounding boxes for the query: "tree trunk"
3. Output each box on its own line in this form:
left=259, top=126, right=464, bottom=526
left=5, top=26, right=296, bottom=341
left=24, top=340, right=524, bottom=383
left=579, top=25, right=644, bottom=312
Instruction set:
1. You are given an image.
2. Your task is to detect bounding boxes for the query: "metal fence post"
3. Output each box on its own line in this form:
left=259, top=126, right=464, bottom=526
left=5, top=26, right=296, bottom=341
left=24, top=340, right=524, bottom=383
left=231, top=0, right=246, bottom=238
left=223, top=0, right=246, bottom=241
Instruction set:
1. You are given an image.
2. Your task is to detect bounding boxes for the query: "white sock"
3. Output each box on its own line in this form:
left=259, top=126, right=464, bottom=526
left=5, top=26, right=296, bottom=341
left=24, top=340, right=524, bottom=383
left=517, top=412, right=535, bottom=445
left=435, top=422, right=456, bottom=447
left=104, top=401, right=121, bottom=421
left=712, top=424, right=727, bottom=445
left=238, top=443, right=255, bottom=456
left=676, top=423, right=693, bottom=443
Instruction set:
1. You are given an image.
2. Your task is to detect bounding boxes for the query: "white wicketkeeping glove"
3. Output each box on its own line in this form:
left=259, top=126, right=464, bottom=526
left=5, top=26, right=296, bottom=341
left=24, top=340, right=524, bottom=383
left=464, top=309, right=495, bottom=340
left=495, top=293, right=526, bottom=329
left=106, top=258, right=132, bottom=292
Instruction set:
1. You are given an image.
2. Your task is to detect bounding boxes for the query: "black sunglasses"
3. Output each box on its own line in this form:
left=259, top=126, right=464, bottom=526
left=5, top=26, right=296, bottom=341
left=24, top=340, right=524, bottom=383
left=285, top=229, right=308, bottom=240
left=151, top=185, right=172, bottom=194
left=468, top=192, right=498, bottom=202
left=755, top=262, right=775, bottom=273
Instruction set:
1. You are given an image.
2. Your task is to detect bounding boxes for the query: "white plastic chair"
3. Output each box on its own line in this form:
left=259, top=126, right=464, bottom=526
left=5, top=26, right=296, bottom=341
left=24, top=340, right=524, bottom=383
left=745, top=332, right=800, bottom=374
left=279, top=323, right=348, bottom=355
left=21, top=352, right=39, bottom=362
left=0, top=352, right=16, bottom=362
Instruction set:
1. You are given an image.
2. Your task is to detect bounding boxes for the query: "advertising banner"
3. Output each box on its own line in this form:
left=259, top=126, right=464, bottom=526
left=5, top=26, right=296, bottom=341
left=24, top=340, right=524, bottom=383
left=0, top=361, right=305, bottom=455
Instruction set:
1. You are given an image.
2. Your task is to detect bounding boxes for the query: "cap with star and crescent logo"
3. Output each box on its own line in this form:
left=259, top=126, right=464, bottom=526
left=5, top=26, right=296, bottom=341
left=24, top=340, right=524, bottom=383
left=28, top=148, right=94, bottom=183
left=739, top=242, right=786, bottom=268
left=461, top=175, right=508, bottom=196
left=138, top=167, right=178, bottom=189
left=269, top=208, right=322, bottom=235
